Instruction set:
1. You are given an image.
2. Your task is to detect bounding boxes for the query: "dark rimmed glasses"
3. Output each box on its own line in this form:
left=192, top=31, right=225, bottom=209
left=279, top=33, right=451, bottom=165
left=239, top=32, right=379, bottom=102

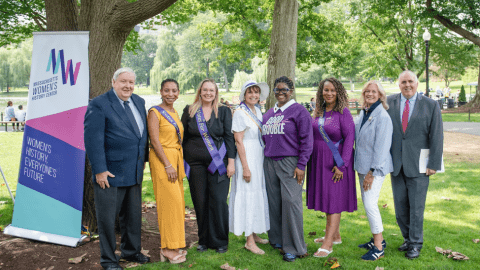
left=273, top=87, right=290, bottom=94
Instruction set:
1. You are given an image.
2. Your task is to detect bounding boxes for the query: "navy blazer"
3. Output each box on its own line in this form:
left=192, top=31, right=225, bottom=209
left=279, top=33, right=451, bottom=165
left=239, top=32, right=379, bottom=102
left=386, top=93, right=443, bottom=178
left=84, top=89, right=149, bottom=187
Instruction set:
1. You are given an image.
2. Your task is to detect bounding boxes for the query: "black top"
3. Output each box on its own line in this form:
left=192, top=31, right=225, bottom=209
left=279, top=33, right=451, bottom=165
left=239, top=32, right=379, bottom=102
left=181, top=105, right=236, bottom=165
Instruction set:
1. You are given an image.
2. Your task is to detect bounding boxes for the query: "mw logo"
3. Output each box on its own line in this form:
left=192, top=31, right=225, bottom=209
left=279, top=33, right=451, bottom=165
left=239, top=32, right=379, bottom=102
left=46, top=49, right=81, bottom=86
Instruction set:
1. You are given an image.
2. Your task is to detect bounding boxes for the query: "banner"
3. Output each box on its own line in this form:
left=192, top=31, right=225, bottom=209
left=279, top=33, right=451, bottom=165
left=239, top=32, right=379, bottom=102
left=4, top=32, right=89, bottom=247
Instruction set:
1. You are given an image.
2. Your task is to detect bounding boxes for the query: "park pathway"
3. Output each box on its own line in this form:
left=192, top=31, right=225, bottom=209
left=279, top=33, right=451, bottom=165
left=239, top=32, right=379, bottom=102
left=443, top=122, right=480, bottom=136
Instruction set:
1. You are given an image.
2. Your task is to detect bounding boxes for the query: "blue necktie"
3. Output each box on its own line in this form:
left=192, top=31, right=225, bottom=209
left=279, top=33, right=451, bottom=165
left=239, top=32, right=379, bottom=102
left=124, top=101, right=141, bottom=137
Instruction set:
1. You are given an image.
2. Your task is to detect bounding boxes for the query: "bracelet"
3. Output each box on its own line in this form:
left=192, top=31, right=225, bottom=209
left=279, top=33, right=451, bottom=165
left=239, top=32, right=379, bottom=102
left=165, top=164, right=172, bottom=169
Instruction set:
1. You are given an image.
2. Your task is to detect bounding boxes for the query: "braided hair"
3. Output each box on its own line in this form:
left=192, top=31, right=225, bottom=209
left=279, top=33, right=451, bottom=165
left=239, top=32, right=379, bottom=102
left=314, top=77, right=349, bottom=118
left=274, top=76, right=295, bottom=90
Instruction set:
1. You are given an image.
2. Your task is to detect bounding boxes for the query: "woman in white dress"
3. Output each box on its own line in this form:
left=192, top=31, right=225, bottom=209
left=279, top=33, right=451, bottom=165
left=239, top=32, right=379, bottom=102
left=229, top=80, right=270, bottom=255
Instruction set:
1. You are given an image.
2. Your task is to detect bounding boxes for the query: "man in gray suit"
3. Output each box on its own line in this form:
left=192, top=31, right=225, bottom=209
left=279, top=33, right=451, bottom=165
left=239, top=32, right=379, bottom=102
left=85, top=68, right=150, bottom=270
left=386, top=70, right=443, bottom=259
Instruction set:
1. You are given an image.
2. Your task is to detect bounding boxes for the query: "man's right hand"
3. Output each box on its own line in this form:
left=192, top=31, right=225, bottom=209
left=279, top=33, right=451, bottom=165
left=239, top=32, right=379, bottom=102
left=96, top=171, right=115, bottom=189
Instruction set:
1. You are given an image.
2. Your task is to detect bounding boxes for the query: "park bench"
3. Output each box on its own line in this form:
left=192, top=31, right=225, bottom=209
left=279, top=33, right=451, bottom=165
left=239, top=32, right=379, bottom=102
left=349, top=101, right=362, bottom=114
left=0, top=121, right=26, bottom=132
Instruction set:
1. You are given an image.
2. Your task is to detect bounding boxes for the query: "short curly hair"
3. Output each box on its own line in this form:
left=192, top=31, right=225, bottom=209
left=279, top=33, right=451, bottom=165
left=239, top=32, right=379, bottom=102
left=274, top=76, right=294, bottom=90
left=314, top=77, right=349, bottom=118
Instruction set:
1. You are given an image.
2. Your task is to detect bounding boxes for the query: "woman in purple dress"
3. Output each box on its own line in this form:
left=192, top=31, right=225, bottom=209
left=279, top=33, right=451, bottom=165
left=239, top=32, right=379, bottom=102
left=306, top=77, right=356, bottom=258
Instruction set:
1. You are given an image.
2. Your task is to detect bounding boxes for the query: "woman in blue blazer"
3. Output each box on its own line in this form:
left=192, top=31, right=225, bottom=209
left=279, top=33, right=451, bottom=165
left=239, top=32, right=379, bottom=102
left=354, top=80, right=393, bottom=261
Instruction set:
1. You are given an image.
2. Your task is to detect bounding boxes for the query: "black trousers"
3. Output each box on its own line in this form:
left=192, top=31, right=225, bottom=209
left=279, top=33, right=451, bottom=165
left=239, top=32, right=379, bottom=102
left=188, top=163, right=230, bottom=248
left=94, top=182, right=142, bottom=267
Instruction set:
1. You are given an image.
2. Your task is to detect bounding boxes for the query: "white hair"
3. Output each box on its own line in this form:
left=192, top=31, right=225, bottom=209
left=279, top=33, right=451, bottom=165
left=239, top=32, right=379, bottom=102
left=398, top=70, right=418, bottom=85
left=112, top=67, right=136, bottom=82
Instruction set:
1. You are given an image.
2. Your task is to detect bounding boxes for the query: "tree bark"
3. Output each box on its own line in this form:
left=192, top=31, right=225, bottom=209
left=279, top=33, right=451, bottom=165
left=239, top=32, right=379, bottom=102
left=45, top=0, right=78, bottom=31
left=222, top=66, right=229, bottom=92
left=265, top=0, right=298, bottom=110
left=467, top=58, right=480, bottom=107
left=43, top=0, right=178, bottom=232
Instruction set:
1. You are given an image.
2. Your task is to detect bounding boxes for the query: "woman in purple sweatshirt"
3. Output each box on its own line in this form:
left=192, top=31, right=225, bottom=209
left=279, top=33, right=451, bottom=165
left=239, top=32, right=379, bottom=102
left=306, top=77, right=356, bottom=258
left=262, top=76, right=313, bottom=262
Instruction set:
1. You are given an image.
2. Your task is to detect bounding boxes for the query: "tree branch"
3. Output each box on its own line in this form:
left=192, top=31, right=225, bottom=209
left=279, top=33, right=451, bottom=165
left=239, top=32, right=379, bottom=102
left=110, top=0, right=178, bottom=31
left=33, top=16, right=46, bottom=31
left=426, top=0, right=480, bottom=47
left=360, top=20, right=402, bottom=65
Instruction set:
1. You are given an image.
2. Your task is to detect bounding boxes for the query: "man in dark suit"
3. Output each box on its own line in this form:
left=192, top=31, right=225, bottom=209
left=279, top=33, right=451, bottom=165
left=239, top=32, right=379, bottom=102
left=386, top=70, right=443, bottom=259
left=84, top=68, right=150, bottom=270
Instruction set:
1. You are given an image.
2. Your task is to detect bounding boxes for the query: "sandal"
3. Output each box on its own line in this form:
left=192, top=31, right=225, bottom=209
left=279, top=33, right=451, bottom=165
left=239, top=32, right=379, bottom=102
left=313, top=248, right=333, bottom=258
left=244, top=244, right=265, bottom=255
left=254, top=237, right=269, bottom=245
left=314, top=237, right=342, bottom=244
left=160, top=249, right=186, bottom=264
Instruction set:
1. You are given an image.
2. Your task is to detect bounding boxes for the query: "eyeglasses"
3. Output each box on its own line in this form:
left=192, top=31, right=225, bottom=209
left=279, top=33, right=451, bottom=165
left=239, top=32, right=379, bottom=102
left=273, top=88, right=290, bottom=94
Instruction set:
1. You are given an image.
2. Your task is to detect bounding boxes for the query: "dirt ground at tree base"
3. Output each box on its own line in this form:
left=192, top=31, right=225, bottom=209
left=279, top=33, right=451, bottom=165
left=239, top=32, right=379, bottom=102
left=0, top=205, right=199, bottom=270
left=0, top=132, right=478, bottom=270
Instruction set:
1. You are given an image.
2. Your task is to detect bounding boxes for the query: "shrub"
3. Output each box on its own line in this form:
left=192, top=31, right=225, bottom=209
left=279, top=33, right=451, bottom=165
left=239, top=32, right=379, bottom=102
left=459, top=85, right=467, bottom=102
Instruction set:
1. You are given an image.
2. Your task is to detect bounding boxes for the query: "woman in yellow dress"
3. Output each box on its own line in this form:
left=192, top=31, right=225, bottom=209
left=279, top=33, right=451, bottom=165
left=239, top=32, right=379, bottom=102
left=148, top=79, right=187, bottom=264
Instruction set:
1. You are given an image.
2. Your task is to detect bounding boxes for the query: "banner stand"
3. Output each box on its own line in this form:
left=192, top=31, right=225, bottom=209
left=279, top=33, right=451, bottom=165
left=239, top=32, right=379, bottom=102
left=3, top=225, right=87, bottom=247
left=4, top=31, right=89, bottom=248
left=0, top=165, right=15, bottom=203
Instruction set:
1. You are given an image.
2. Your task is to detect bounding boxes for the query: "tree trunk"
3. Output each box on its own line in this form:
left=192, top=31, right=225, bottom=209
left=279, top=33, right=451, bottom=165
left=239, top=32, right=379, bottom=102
left=206, top=58, right=210, bottom=79
left=265, top=0, right=298, bottom=110
left=43, top=0, right=178, bottom=232
left=45, top=0, right=78, bottom=31
left=465, top=58, right=480, bottom=108
left=222, top=66, right=229, bottom=92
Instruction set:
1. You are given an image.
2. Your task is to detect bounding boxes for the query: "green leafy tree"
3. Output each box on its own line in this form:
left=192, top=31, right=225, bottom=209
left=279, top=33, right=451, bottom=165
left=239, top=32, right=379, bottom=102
left=0, top=51, right=13, bottom=92
left=121, top=34, right=158, bottom=86
left=0, top=40, right=32, bottom=91
left=423, top=0, right=480, bottom=106
left=150, top=29, right=180, bottom=92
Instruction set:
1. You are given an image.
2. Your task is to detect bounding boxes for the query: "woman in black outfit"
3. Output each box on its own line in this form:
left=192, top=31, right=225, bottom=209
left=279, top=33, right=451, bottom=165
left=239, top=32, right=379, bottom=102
left=181, top=79, right=236, bottom=253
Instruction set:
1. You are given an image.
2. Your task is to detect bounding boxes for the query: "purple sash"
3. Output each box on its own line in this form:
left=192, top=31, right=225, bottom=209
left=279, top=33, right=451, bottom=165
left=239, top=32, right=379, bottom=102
left=318, top=114, right=344, bottom=168
left=151, top=106, right=190, bottom=178
left=238, top=102, right=264, bottom=147
left=196, top=107, right=227, bottom=175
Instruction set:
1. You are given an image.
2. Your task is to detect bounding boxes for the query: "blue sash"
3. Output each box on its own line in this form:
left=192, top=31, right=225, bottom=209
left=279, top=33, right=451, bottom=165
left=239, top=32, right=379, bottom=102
left=150, top=106, right=190, bottom=178
left=318, top=113, right=344, bottom=168
left=238, top=102, right=264, bottom=147
left=196, top=107, right=227, bottom=175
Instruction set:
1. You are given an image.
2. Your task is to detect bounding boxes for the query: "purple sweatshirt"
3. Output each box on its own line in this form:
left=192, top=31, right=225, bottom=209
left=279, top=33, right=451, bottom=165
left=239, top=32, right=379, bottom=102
left=262, top=101, right=313, bottom=171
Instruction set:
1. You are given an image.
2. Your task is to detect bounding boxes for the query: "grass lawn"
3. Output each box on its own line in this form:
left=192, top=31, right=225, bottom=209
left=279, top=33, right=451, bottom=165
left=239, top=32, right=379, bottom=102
left=442, top=113, right=480, bottom=123
left=1, top=130, right=479, bottom=269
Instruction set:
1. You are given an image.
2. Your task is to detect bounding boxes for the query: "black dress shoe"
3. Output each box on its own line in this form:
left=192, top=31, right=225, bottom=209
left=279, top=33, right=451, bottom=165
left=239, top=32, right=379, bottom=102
left=398, top=241, right=409, bottom=252
left=197, top=244, right=208, bottom=252
left=103, top=264, right=123, bottom=270
left=405, top=247, right=420, bottom=259
left=121, top=253, right=150, bottom=264
left=216, top=245, right=228, bottom=253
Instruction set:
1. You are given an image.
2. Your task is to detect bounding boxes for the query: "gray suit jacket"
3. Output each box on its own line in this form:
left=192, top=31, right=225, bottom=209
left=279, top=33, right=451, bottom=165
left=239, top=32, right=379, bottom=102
left=386, top=93, right=443, bottom=178
left=354, top=105, right=393, bottom=176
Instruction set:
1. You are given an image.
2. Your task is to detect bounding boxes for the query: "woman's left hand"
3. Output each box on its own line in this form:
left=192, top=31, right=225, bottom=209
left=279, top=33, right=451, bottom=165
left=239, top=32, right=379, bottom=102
left=363, top=173, right=374, bottom=191
left=331, top=166, right=344, bottom=183
left=227, top=158, right=235, bottom=178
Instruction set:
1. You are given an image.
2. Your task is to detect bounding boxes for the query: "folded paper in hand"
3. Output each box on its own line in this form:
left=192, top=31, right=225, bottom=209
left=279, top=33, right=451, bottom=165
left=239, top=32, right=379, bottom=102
left=419, top=149, right=445, bottom=173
